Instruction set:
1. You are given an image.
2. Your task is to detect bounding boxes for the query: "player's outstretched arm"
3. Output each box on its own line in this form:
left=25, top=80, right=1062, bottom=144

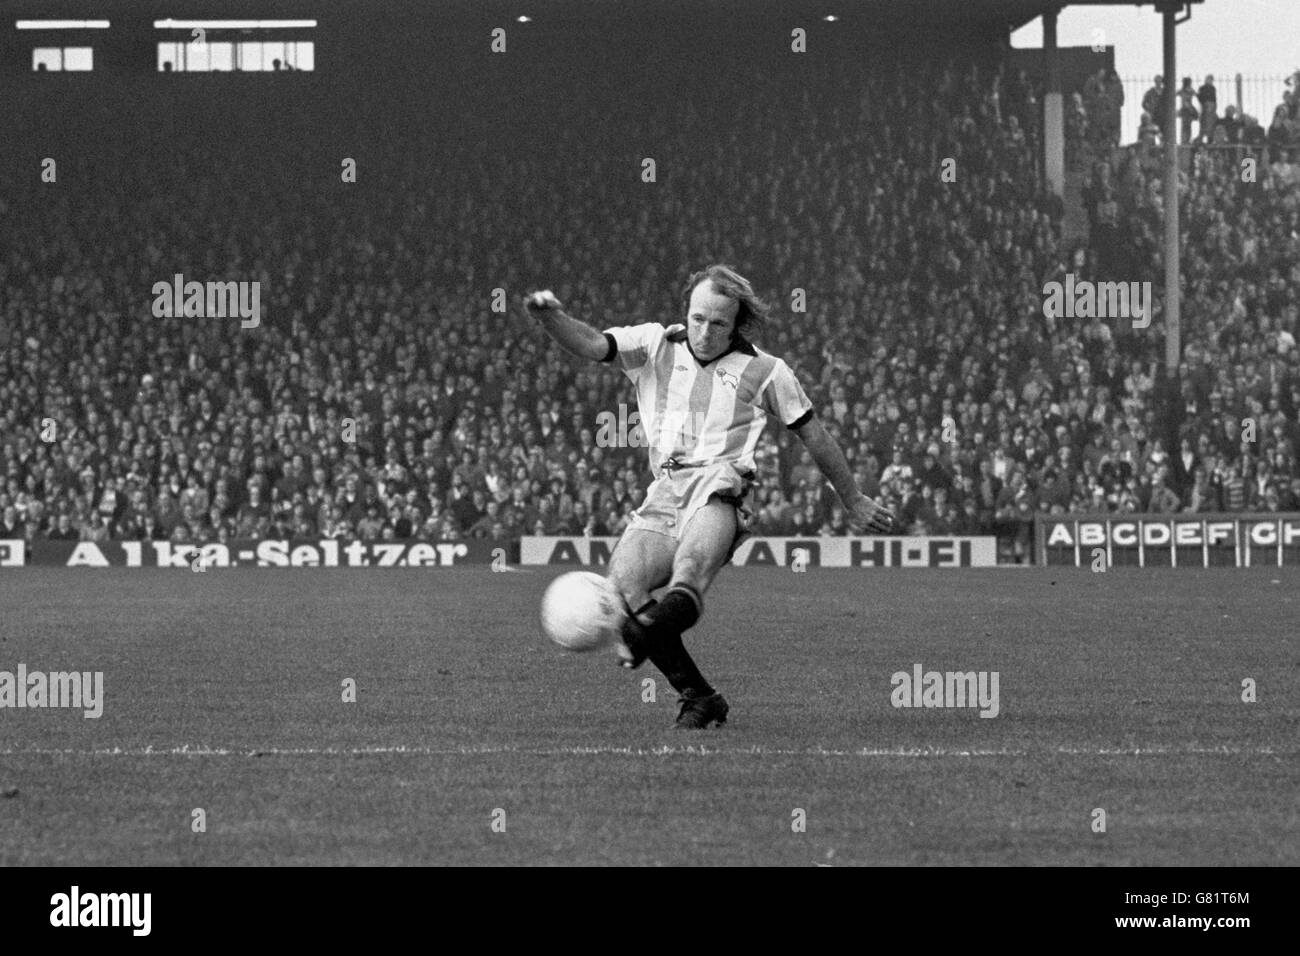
left=794, top=415, right=895, bottom=534
left=523, top=290, right=610, bottom=362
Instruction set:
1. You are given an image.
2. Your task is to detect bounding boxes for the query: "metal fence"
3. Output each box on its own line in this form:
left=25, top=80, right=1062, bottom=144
left=1119, top=74, right=1294, bottom=145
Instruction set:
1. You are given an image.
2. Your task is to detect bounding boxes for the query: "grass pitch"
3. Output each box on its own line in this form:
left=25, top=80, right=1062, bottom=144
left=1, top=566, right=1296, bottom=865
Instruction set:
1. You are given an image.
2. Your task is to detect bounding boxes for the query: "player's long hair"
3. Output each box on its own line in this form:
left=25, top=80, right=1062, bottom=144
left=680, top=264, right=770, bottom=340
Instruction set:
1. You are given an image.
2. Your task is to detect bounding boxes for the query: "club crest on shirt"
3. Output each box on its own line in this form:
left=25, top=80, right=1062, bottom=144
left=716, top=369, right=739, bottom=390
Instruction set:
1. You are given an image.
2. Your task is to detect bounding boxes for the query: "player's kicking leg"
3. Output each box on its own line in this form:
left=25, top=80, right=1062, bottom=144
left=606, top=527, right=675, bottom=667
left=610, top=498, right=737, bottom=729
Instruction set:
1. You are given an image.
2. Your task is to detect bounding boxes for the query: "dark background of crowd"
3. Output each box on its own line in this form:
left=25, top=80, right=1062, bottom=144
left=2, top=21, right=1298, bottom=563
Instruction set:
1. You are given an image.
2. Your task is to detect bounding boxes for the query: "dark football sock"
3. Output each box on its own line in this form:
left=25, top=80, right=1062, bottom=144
left=642, top=584, right=710, bottom=695
left=648, top=631, right=714, bottom=697
left=643, top=583, right=702, bottom=637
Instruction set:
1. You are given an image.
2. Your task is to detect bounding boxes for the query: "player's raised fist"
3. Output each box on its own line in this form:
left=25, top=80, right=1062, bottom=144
left=525, top=289, right=561, bottom=313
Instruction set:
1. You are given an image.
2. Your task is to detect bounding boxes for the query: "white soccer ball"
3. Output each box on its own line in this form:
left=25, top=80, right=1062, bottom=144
left=540, top=571, right=625, bottom=652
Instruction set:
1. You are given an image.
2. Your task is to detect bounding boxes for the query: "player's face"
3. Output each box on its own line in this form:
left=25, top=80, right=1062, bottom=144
left=686, top=282, right=739, bottom=362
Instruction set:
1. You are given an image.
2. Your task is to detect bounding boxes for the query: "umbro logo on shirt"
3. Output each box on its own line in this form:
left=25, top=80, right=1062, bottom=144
left=674, top=365, right=689, bottom=371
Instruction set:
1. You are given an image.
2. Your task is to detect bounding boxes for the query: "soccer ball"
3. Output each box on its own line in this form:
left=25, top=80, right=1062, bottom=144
left=540, top=571, right=625, bottom=652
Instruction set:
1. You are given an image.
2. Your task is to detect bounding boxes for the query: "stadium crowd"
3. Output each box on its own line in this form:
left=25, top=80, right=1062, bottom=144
left=1115, top=71, right=1300, bottom=150
left=2, top=51, right=1298, bottom=563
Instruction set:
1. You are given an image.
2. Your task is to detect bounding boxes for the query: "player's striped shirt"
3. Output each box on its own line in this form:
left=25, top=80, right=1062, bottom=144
left=602, top=322, right=814, bottom=475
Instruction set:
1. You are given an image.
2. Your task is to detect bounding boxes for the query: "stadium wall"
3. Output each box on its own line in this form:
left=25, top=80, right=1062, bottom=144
left=0, top=536, right=1000, bottom=569
left=13, top=521, right=1300, bottom=570
left=5, top=538, right=513, bottom=568
left=523, top=536, right=997, bottom=568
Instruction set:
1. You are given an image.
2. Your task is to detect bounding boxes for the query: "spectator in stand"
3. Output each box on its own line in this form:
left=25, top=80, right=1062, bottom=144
left=1083, top=69, right=1105, bottom=133
left=930, top=446, right=958, bottom=490
left=1138, top=111, right=1160, bottom=148
left=1170, top=436, right=1199, bottom=498
left=880, top=447, right=914, bottom=487
left=566, top=499, right=593, bottom=536
left=913, top=485, right=942, bottom=531
left=236, top=484, right=271, bottom=537
left=790, top=501, right=822, bottom=537
left=1038, top=465, right=1072, bottom=511
left=1082, top=160, right=1122, bottom=272
left=1148, top=473, right=1181, bottom=513
left=1219, top=104, right=1242, bottom=143
left=1177, top=77, right=1199, bottom=145
left=1103, top=69, right=1125, bottom=147
left=395, top=503, right=418, bottom=538
left=468, top=501, right=502, bottom=538
left=1217, top=460, right=1248, bottom=511
left=81, top=513, right=111, bottom=543
left=1281, top=89, right=1300, bottom=151
left=0, top=505, right=22, bottom=539
left=357, top=503, right=384, bottom=541
left=1251, top=458, right=1276, bottom=504
left=975, top=458, right=1002, bottom=512
left=1142, top=76, right=1165, bottom=130
left=1066, top=92, right=1088, bottom=150
left=1281, top=477, right=1300, bottom=511
left=1184, top=467, right=1218, bottom=513
left=788, top=448, right=820, bottom=488
left=48, top=513, right=76, bottom=540
left=447, top=482, right=481, bottom=531
left=1197, top=75, right=1218, bottom=143
left=1241, top=112, right=1267, bottom=146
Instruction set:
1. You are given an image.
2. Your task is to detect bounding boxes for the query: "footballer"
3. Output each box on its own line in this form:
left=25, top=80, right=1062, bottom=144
left=526, top=265, right=895, bottom=729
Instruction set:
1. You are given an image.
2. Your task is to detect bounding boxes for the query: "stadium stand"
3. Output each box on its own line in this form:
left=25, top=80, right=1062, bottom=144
left=2, top=44, right=1298, bottom=564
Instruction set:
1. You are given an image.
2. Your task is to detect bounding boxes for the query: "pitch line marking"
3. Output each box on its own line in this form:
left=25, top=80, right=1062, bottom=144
left=0, top=744, right=1290, bottom=758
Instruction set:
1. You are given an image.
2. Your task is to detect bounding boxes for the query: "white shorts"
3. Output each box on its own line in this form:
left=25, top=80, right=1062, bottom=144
left=628, top=462, right=755, bottom=557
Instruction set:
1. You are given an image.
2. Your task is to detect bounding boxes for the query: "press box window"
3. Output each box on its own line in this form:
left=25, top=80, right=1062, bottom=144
left=157, top=39, right=313, bottom=71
